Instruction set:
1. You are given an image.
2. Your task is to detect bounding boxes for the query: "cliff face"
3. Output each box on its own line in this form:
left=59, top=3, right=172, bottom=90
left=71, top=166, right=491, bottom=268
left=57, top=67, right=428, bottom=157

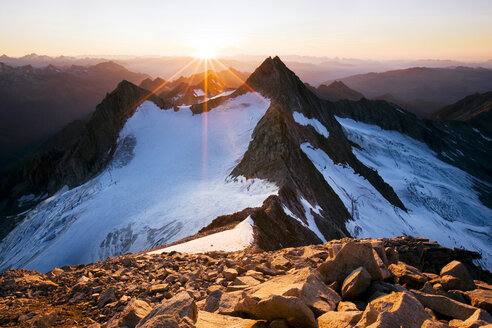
left=0, top=236, right=490, bottom=327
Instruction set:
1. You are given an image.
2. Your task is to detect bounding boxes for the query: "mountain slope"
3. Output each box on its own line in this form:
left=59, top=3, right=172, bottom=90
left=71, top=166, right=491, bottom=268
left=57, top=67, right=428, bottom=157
left=373, top=94, right=445, bottom=118
left=0, top=57, right=491, bottom=273
left=431, top=91, right=492, bottom=136
left=0, top=83, right=277, bottom=272
left=0, top=62, right=149, bottom=170
left=0, top=81, right=169, bottom=240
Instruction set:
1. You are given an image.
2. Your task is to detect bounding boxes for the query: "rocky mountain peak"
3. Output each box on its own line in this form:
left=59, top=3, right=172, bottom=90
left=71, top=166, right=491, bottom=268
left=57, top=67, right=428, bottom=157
left=238, top=56, right=317, bottom=109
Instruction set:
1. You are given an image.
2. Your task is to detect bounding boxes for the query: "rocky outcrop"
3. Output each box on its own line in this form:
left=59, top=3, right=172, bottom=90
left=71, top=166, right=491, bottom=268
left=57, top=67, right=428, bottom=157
left=1, top=236, right=491, bottom=327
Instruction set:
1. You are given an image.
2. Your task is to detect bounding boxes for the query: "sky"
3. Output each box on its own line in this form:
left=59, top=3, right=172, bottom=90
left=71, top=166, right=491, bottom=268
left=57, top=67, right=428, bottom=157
left=1, top=0, right=491, bottom=60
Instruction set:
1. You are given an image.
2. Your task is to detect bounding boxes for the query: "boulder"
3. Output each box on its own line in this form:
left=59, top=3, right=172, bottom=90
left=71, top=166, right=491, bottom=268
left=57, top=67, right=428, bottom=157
left=364, top=281, right=406, bottom=303
left=136, top=291, right=197, bottom=327
left=106, top=299, right=153, bottom=328
left=440, top=275, right=475, bottom=292
left=204, top=289, right=222, bottom=313
left=411, top=290, right=479, bottom=320
left=318, top=310, right=363, bottom=328
left=232, top=276, right=261, bottom=287
left=31, top=312, right=58, bottom=328
left=222, top=269, right=238, bottom=281
left=465, top=288, right=492, bottom=313
left=195, top=311, right=264, bottom=328
left=384, top=247, right=399, bottom=265
left=388, top=262, right=427, bottom=288
left=356, top=292, right=430, bottom=328
left=121, top=299, right=153, bottom=328
left=421, top=319, right=450, bottom=328
left=135, top=314, right=194, bottom=328
left=236, top=294, right=317, bottom=328
left=341, top=267, right=371, bottom=300
left=245, top=270, right=265, bottom=282
left=440, top=261, right=475, bottom=291
left=337, top=301, right=360, bottom=312
left=98, top=287, right=116, bottom=307
left=149, top=284, right=169, bottom=294
left=217, top=291, right=243, bottom=315
left=449, top=309, right=492, bottom=328
left=318, top=242, right=384, bottom=284
left=268, top=319, right=289, bottom=328
left=238, top=268, right=341, bottom=316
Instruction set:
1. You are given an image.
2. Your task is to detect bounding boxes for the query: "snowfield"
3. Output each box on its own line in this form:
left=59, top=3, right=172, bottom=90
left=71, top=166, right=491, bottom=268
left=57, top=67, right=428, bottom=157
left=293, top=111, right=329, bottom=138
left=300, top=117, right=492, bottom=270
left=0, top=93, right=278, bottom=273
left=148, top=216, right=255, bottom=254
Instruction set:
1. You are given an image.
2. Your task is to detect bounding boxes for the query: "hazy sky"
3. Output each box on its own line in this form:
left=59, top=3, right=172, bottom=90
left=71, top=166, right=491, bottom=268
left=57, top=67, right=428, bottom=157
left=1, top=0, right=491, bottom=60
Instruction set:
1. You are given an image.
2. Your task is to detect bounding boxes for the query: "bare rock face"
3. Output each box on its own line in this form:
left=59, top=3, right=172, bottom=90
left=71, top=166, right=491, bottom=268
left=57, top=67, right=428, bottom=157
left=341, top=267, right=372, bottom=300
left=236, top=294, right=317, bottom=328
left=356, top=292, right=430, bottom=328
left=411, top=290, right=479, bottom=320
left=317, top=310, right=363, bottom=328
left=465, top=288, right=492, bottom=313
left=121, top=299, right=153, bottom=328
left=216, top=290, right=243, bottom=315
left=421, top=319, right=450, bottom=328
left=449, top=309, right=492, bottom=328
left=337, top=301, right=360, bottom=312
left=98, top=287, right=116, bottom=307
left=440, top=261, right=476, bottom=291
left=318, top=241, right=384, bottom=284
left=136, top=291, right=198, bottom=328
left=222, top=268, right=238, bottom=281
left=195, top=311, right=265, bottom=328
left=105, top=299, right=152, bottom=328
left=388, top=261, right=428, bottom=288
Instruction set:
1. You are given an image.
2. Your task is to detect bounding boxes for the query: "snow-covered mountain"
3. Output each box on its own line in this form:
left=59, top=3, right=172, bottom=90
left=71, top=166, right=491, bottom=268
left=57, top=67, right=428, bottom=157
left=0, top=57, right=490, bottom=272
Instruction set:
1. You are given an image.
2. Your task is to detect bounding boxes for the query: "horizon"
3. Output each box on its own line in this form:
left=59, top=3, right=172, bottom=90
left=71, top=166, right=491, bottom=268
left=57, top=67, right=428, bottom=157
left=2, top=52, right=492, bottom=64
left=1, top=0, right=491, bottom=61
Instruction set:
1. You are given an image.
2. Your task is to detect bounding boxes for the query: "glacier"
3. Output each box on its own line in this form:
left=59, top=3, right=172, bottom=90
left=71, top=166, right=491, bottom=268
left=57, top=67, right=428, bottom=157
left=300, top=117, right=492, bottom=270
left=0, top=93, right=278, bottom=273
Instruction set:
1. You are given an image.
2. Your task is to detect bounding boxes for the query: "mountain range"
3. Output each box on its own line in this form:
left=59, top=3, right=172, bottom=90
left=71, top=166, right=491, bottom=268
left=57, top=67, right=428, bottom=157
left=324, top=67, right=492, bottom=117
left=0, top=56, right=490, bottom=274
left=0, top=61, right=149, bottom=170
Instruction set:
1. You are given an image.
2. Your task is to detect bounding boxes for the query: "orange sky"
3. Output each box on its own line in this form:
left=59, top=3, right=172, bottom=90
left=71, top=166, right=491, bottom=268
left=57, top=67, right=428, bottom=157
left=1, top=0, right=491, bottom=61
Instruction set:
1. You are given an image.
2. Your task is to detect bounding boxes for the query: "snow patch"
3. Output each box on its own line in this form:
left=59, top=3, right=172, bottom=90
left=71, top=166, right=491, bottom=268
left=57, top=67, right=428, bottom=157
left=473, top=128, right=492, bottom=142
left=299, top=197, right=326, bottom=242
left=17, top=194, right=41, bottom=207
left=193, top=88, right=205, bottom=96
left=148, top=216, right=255, bottom=254
left=293, top=112, right=329, bottom=138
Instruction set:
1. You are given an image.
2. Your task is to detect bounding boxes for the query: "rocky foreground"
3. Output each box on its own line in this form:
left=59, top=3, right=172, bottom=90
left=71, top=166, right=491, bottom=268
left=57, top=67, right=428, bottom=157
left=1, top=236, right=491, bottom=328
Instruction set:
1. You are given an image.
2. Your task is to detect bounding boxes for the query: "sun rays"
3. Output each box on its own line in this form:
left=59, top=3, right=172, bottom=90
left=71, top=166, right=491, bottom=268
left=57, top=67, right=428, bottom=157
left=133, top=49, right=268, bottom=184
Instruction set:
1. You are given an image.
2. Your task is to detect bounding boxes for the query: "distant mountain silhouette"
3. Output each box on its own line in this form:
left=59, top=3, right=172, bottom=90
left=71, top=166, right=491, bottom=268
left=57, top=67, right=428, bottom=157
left=324, top=67, right=492, bottom=116
left=0, top=61, right=149, bottom=170
left=308, top=81, right=365, bottom=101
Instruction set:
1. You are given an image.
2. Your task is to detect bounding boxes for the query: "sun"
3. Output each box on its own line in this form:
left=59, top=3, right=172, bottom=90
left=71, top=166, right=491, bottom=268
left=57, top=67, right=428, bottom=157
left=196, top=44, right=215, bottom=59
